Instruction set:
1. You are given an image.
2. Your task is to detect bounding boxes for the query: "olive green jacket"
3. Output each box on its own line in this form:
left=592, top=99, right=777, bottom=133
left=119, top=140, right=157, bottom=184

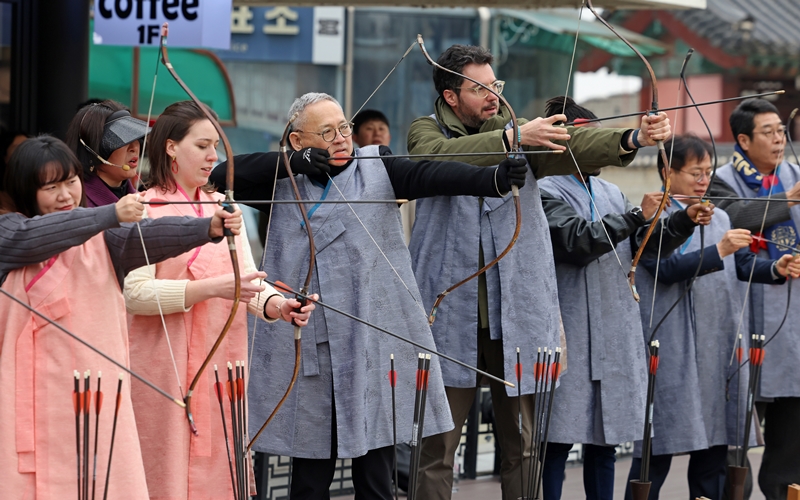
left=406, top=97, right=640, bottom=394
left=407, top=97, right=637, bottom=176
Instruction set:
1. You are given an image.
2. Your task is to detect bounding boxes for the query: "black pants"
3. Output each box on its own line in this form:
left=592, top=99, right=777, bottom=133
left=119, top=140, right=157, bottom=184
left=543, top=443, right=617, bottom=500
left=289, top=404, right=394, bottom=500
left=290, top=447, right=394, bottom=500
left=758, top=397, right=800, bottom=500
left=624, top=445, right=728, bottom=500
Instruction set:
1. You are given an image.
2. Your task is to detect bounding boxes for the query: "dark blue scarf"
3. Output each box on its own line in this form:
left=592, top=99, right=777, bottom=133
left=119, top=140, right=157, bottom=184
left=733, top=144, right=799, bottom=258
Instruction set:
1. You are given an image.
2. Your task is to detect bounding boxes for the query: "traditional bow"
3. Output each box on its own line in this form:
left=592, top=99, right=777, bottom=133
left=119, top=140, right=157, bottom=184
left=416, top=34, right=523, bottom=325
left=246, top=114, right=316, bottom=451
left=646, top=48, right=711, bottom=342
left=585, top=0, right=672, bottom=303
left=156, top=24, right=242, bottom=435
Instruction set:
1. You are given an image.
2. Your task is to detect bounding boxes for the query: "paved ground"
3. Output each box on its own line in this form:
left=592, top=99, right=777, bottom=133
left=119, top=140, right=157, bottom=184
left=340, top=449, right=765, bottom=500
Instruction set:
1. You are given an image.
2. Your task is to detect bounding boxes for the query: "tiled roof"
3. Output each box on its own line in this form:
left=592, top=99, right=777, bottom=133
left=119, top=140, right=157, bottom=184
left=667, top=0, right=800, bottom=58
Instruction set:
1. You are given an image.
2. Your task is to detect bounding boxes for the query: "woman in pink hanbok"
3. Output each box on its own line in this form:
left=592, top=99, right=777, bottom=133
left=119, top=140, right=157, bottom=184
left=0, top=135, right=244, bottom=499
left=124, top=101, right=316, bottom=500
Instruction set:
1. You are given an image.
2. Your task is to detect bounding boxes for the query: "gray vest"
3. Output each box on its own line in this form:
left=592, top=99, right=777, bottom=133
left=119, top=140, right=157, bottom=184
left=683, top=208, right=753, bottom=448
left=247, top=146, right=453, bottom=459
left=538, top=175, right=647, bottom=446
left=637, top=206, right=750, bottom=455
left=408, top=119, right=563, bottom=397
left=717, top=162, right=800, bottom=398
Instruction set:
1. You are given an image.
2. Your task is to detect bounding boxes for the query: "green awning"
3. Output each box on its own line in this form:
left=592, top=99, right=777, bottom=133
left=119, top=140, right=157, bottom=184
left=496, top=8, right=667, bottom=57
left=89, top=38, right=235, bottom=124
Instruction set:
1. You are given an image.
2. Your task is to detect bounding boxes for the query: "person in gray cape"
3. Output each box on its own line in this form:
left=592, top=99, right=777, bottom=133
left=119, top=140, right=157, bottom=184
left=626, top=134, right=800, bottom=500
left=538, top=98, right=713, bottom=500
left=708, top=98, right=800, bottom=500
left=209, top=92, right=528, bottom=500
left=406, top=44, right=671, bottom=500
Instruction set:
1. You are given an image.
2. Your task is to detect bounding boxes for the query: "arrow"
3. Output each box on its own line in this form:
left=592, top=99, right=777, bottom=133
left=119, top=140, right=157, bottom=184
left=214, top=365, right=237, bottom=499
left=102, top=374, right=124, bottom=500
left=389, top=354, right=399, bottom=500
left=564, top=90, right=785, bottom=126
left=143, top=198, right=411, bottom=206
left=515, top=347, right=525, bottom=498
left=83, top=370, right=91, bottom=500
left=74, top=370, right=82, bottom=500
left=0, top=288, right=185, bottom=408
left=91, top=371, right=103, bottom=500
left=263, top=278, right=515, bottom=389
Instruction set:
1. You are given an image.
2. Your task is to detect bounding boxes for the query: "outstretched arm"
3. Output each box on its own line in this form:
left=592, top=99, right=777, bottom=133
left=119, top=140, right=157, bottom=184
left=542, top=190, right=645, bottom=267
left=381, top=147, right=526, bottom=200
left=0, top=204, right=120, bottom=279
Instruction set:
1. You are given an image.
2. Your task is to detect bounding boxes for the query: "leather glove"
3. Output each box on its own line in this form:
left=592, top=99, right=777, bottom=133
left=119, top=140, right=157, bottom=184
left=495, top=157, right=528, bottom=194
left=289, top=147, right=331, bottom=176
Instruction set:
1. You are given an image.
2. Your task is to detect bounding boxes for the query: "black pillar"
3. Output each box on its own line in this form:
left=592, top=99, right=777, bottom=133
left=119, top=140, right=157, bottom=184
left=32, top=0, right=89, bottom=138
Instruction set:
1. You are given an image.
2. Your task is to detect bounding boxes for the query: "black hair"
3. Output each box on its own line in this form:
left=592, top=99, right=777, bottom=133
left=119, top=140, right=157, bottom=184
left=4, top=135, right=85, bottom=217
left=544, top=96, right=598, bottom=122
left=65, top=100, right=129, bottom=176
left=0, top=129, right=30, bottom=191
left=657, top=134, right=713, bottom=181
left=352, top=109, right=389, bottom=134
left=729, top=98, right=780, bottom=147
left=433, top=45, right=494, bottom=99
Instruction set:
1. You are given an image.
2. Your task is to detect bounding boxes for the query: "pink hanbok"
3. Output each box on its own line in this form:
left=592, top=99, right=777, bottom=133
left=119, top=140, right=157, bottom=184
left=0, top=235, right=150, bottom=499
left=126, top=187, right=276, bottom=500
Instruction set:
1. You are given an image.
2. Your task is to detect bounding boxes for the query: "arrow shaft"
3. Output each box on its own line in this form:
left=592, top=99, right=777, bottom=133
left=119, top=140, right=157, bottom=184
left=564, top=90, right=785, bottom=126
left=264, top=279, right=515, bottom=388
left=144, top=199, right=409, bottom=206
left=0, top=288, right=185, bottom=408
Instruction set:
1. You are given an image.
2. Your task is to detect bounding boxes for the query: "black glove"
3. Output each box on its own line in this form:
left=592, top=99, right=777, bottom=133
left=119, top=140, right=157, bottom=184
left=495, top=157, right=528, bottom=193
left=288, top=147, right=331, bottom=176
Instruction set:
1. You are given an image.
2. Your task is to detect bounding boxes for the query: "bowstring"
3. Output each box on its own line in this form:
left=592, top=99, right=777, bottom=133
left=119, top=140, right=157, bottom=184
left=349, top=42, right=417, bottom=122
left=648, top=86, right=683, bottom=327
left=133, top=43, right=185, bottom=400
left=324, top=170, right=429, bottom=319
left=561, top=2, right=629, bottom=288
left=248, top=155, right=282, bottom=379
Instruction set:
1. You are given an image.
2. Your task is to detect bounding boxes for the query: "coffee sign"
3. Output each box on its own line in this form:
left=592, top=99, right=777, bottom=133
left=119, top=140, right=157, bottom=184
left=94, top=0, right=232, bottom=49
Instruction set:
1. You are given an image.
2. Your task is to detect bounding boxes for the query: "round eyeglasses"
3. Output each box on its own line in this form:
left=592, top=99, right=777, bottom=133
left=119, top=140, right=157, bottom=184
left=295, top=122, right=354, bottom=143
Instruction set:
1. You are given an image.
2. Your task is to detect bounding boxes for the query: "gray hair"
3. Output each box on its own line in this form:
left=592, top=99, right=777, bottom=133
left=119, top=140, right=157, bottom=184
left=288, top=92, right=340, bottom=131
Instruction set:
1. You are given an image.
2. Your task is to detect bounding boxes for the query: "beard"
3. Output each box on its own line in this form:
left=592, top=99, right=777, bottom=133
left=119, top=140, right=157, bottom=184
left=455, top=98, right=499, bottom=129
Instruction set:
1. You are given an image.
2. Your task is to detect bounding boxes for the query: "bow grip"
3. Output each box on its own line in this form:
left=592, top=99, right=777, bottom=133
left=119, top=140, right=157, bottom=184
left=646, top=110, right=667, bottom=154
left=292, top=287, right=309, bottom=329
left=221, top=202, right=234, bottom=238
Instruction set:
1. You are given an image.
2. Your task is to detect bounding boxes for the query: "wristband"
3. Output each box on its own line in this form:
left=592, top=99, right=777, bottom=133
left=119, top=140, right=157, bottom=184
left=631, top=129, right=644, bottom=149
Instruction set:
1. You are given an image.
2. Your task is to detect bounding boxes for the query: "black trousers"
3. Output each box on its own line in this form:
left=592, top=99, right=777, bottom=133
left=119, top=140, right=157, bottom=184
left=290, top=447, right=394, bottom=500
left=624, top=445, right=728, bottom=500
left=289, top=403, right=394, bottom=500
left=758, top=397, right=800, bottom=500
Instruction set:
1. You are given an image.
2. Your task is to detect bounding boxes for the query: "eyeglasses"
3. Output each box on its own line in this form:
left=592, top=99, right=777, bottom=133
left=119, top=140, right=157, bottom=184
left=678, top=169, right=713, bottom=183
left=295, top=122, right=353, bottom=143
left=754, top=127, right=787, bottom=139
left=453, top=80, right=505, bottom=99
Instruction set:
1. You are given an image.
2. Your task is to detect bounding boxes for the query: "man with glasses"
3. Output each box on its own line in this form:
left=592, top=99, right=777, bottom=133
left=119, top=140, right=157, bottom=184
left=209, top=92, right=530, bottom=500
left=710, top=98, right=800, bottom=500
left=537, top=100, right=711, bottom=500
left=406, top=44, right=671, bottom=500
left=625, top=133, right=799, bottom=500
